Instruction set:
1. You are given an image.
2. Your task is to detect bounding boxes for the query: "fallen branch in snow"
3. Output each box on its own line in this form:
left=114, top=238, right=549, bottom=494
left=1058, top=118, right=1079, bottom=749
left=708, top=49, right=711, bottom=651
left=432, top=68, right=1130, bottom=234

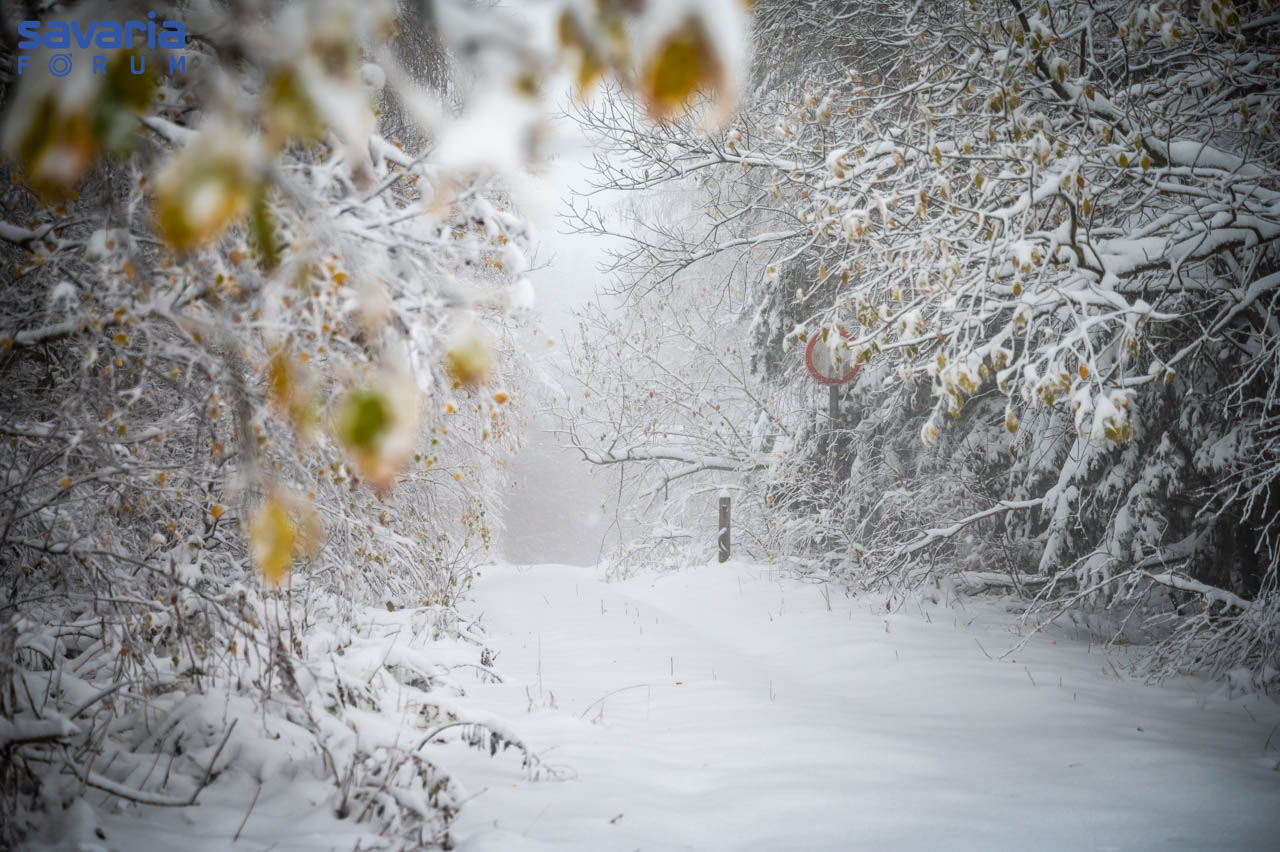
left=65, top=680, right=139, bottom=720
left=66, top=718, right=238, bottom=807
left=952, top=571, right=1056, bottom=596
left=75, top=770, right=196, bottom=808
left=1143, top=572, right=1254, bottom=614
left=0, top=717, right=79, bottom=749
left=898, top=499, right=1045, bottom=557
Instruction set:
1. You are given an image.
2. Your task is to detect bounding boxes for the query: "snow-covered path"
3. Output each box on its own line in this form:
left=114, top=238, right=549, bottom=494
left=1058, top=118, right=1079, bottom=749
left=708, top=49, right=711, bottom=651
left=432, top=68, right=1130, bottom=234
left=450, top=561, right=1280, bottom=852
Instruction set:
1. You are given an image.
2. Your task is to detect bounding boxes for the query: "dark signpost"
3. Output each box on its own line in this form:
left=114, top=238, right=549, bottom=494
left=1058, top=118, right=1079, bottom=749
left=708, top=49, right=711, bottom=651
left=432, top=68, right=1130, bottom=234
left=718, top=493, right=731, bottom=563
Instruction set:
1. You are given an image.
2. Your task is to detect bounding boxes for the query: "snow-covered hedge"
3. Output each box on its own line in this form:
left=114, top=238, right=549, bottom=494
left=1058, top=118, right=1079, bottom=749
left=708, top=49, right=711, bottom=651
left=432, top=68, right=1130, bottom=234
left=564, top=0, right=1280, bottom=685
left=0, top=0, right=752, bottom=845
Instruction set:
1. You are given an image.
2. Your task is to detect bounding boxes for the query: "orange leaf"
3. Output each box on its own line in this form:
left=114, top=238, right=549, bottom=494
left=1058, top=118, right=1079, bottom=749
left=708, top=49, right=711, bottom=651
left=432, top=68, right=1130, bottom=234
left=642, top=17, right=723, bottom=121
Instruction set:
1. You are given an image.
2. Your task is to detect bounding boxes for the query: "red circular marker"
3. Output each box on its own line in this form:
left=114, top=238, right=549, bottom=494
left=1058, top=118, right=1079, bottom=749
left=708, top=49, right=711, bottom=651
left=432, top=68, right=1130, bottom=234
left=805, top=331, right=861, bottom=385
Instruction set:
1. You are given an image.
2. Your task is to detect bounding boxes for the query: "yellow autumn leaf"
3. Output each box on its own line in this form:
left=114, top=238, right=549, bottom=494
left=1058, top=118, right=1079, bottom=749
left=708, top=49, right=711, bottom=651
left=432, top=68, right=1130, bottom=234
left=267, top=348, right=295, bottom=409
left=641, top=17, right=724, bottom=121
left=10, top=96, right=99, bottom=199
left=333, top=375, right=418, bottom=493
left=250, top=496, right=296, bottom=586
left=558, top=10, right=605, bottom=94
left=336, top=388, right=394, bottom=455
left=262, top=67, right=325, bottom=150
left=267, top=347, right=317, bottom=436
left=445, top=328, right=495, bottom=388
left=153, top=135, right=253, bottom=251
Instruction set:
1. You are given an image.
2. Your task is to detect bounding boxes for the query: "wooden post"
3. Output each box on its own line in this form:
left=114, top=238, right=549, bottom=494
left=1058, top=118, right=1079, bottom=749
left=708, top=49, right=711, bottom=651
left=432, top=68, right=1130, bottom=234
left=718, top=494, right=731, bottom=563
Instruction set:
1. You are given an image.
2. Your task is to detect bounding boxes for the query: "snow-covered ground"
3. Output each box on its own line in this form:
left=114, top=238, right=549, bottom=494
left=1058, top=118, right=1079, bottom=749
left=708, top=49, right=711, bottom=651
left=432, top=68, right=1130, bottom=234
left=61, top=559, right=1280, bottom=852
left=449, top=561, right=1280, bottom=852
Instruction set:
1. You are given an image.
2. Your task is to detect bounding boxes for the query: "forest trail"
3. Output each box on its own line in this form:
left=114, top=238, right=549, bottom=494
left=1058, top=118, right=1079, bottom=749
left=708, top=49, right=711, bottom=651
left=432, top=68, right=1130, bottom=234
left=450, top=562, right=1280, bottom=852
